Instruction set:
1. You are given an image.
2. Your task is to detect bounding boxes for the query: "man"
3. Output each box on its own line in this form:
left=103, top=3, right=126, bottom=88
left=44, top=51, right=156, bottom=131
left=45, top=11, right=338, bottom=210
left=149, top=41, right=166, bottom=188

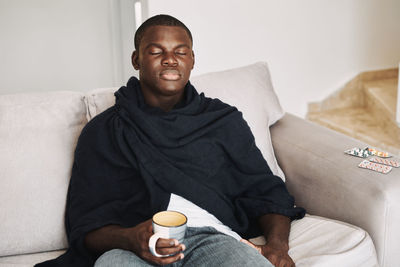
left=36, top=14, right=305, bottom=267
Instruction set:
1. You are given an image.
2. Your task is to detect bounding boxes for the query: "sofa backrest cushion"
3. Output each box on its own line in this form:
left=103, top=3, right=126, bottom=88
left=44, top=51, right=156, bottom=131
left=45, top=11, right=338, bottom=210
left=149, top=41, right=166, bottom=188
left=86, top=62, right=285, bottom=179
left=0, top=91, right=87, bottom=256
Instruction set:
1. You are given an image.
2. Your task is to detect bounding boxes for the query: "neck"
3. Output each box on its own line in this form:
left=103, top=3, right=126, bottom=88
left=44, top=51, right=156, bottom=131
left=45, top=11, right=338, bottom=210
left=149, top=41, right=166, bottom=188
left=141, top=89, right=185, bottom=112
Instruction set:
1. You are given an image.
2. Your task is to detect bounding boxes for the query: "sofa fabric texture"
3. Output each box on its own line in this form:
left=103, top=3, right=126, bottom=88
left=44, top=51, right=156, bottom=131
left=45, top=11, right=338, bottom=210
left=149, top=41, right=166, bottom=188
left=0, top=92, right=87, bottom=257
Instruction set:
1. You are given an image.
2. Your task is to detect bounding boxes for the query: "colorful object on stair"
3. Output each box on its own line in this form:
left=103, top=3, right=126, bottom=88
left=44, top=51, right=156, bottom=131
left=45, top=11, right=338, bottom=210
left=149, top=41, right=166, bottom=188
left=358, top=160, right=392, bottom=174
left=366, top=147, right=390, bottom=158
left=344, top=147, right=373, bottom=158
left=369, top=157, right=399, bottom=168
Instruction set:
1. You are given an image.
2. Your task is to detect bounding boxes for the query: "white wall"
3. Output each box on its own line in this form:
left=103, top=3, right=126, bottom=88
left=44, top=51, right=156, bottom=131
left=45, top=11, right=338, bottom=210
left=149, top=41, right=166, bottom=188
left=2, top=0, right=399, bottom=117
left=0, top=0, right=137, bottom=94
left=147, top=0, right=400, bottom=117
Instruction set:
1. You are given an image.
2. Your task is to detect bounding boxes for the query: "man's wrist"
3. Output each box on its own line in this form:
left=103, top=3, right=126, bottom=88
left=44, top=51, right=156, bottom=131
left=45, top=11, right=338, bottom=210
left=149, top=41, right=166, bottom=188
left=84, top=225, right=136, bottom=254
left=264, top=237, right=289, bottom=252
left=259, top=213, right=291, bottom=252
left=117, top=225, right=139, bottom=253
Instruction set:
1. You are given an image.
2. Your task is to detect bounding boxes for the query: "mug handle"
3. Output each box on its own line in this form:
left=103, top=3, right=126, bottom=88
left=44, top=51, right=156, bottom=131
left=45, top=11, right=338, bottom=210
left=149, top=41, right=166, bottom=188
left=148, top=232, right=168, bottom=257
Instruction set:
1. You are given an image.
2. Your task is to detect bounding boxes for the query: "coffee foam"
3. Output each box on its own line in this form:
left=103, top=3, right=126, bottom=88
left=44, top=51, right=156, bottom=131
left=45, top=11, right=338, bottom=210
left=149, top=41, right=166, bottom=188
left=153, top=211, right=187, bottom=227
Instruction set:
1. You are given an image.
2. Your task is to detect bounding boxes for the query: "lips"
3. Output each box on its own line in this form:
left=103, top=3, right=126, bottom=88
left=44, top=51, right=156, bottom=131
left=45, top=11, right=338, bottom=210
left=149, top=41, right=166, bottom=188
left=160, top=70, right=181, bottom=81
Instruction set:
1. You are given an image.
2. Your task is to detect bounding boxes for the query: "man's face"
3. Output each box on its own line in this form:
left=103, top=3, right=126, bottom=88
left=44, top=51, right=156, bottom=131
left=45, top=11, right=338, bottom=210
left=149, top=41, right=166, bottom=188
left=132, top=25, right=195, bottom=100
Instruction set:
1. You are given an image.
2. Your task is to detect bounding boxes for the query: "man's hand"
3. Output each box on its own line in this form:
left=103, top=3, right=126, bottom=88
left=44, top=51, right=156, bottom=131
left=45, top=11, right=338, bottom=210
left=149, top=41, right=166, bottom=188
left=241, top=239, right=295, bottom=267
left=240, top=213, right=295, bottom=267
left=128, top=219, right=185, bottom=266
left=84, top=219, right=185, bottom=266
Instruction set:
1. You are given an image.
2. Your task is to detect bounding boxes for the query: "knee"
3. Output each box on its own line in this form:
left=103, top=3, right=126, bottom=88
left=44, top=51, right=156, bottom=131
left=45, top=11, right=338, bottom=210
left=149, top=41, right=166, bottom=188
left=95, top=249, right=121, bottom=267
left=94, top=249, right=139, bottom=267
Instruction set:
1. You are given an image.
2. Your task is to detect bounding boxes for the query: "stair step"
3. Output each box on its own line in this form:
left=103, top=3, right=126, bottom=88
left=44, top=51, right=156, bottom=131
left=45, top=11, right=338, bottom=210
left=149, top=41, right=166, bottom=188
left=308, top=107, right=400, bottom=156
left=363, top=78, right=398, bottom=120
left=307, top=69, right=399, bottom=157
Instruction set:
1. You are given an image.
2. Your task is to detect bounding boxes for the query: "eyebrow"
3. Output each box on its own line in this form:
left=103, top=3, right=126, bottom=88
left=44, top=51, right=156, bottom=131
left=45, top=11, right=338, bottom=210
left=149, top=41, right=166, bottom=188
left=144, top=43, right=191, bottom=50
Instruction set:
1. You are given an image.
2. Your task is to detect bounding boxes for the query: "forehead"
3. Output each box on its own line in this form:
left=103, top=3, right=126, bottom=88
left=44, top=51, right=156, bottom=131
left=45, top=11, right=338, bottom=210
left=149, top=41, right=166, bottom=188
left=140, top=25, right=192, bottom=49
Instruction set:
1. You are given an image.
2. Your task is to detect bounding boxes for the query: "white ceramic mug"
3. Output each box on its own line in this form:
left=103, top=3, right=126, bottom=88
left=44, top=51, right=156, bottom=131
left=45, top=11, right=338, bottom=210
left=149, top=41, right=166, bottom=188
left=148, top=210, right=187, bottom=257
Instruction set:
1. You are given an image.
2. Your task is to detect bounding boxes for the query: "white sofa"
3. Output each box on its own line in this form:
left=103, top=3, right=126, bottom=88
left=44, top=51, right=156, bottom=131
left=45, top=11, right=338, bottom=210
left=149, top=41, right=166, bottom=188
left=1, top=62, right=396, bottom=266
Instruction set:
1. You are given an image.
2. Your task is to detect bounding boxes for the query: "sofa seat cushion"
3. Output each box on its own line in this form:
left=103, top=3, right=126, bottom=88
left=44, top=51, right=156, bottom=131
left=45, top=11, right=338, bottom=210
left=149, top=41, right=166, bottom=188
left=250, top=214, right=379, bottom=266
left=0, top=91, right=87, bottom=257
left=0, top=250, right=65, bottom=267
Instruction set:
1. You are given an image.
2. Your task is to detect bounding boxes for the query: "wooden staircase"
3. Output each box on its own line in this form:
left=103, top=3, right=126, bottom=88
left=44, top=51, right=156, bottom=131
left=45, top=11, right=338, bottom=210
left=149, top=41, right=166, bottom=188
left=307, top=69, right=400, bottom=156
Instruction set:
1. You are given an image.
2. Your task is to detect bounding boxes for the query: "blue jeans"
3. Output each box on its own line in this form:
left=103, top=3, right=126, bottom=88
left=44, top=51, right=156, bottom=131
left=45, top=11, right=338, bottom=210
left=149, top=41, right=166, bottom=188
left=94, top=227, right=273, bottom=267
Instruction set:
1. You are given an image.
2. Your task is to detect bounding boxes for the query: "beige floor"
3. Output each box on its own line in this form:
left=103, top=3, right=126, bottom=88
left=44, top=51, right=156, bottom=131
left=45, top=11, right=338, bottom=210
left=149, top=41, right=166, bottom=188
left=307, top=71, right=400, bottom=157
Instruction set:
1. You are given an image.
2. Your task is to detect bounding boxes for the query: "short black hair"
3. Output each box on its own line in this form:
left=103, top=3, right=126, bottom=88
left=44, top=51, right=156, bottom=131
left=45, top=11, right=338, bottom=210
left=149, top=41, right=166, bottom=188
left=134, top=14, right=193, bottom=51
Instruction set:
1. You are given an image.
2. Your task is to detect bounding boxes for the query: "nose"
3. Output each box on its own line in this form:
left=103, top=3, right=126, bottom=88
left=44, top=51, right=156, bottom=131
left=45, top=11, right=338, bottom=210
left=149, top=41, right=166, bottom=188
left=161, top=52, right=178, bottom=67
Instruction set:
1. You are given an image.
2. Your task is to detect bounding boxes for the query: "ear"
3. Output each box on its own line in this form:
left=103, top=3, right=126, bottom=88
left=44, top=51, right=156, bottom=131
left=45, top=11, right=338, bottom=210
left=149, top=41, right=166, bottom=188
left=191, top=50, right=195, bottom=70
left=131, top=50, right=140, bottom=70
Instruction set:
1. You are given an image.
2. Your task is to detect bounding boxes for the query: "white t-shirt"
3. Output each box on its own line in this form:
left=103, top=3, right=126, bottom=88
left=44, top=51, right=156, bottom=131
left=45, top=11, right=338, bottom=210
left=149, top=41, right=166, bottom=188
left=167, top=193, right=242, bottom=240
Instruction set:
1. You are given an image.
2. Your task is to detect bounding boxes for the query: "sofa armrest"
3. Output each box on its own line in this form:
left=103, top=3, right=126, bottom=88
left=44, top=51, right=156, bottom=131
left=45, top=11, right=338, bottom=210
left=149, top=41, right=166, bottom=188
left=270, top=113, right=400, bottom=267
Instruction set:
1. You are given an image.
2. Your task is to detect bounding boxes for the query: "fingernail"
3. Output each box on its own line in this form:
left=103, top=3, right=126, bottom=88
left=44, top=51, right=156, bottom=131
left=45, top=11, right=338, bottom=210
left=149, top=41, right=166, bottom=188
left=180, top=253, right=184, bottom=259
left=181, top=244, right=186, bottom=251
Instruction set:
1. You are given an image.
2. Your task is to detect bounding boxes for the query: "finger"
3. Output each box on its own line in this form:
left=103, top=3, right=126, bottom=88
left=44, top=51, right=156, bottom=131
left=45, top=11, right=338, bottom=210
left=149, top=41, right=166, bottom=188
left=277, top=259, right=285, bottom=267
left=267, top=255, right=279, bottom=266
left=240, top=239, right=254, bottom=247
left=147, top=223, right=153, bottom=234
left=156, top=238, right=179, bottom=248
left=285, top=254, right=295, bottom=267
left=240, top=239, right=262, bottom=253
left=277, top=258, right=292, bottom=267
left=156, top=243, right=186, bottom=256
